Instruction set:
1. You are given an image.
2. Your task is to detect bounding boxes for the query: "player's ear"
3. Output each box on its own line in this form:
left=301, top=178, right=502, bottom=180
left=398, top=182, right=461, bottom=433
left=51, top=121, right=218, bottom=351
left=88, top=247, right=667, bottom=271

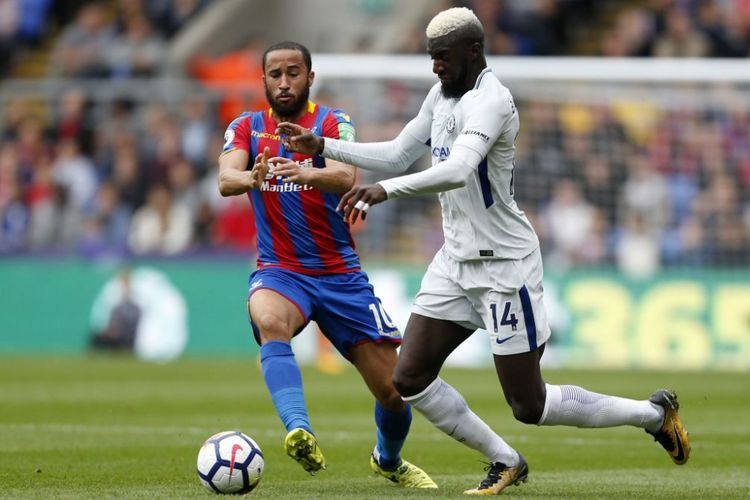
left=308, top=70, right=315, bottom=87
left=469, top=42, right=482, bottom=60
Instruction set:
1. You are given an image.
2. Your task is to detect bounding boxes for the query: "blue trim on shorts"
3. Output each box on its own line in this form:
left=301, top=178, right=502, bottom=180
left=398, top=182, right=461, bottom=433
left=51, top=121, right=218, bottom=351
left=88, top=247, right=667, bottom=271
left=518, top=285, right=537, bottom=350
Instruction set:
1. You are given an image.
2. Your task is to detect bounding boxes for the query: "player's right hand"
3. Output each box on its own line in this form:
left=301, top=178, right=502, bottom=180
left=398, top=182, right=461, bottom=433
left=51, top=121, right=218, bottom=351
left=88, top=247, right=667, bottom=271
left=249, top=146, right=271, bottom=189
left=275, top=122, right=324, bottom=156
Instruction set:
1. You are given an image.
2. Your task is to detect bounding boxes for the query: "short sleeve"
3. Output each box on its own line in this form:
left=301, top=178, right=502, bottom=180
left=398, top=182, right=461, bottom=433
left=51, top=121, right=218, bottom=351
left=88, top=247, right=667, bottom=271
left=322, top=108, right=356, bottom=142
left=221, top=112, right=251, bottom=155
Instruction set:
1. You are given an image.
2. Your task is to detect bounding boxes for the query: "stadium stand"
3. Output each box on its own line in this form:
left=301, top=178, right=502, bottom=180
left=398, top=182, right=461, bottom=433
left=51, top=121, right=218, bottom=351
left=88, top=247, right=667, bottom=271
left=0, top=0, right=749, bottom=272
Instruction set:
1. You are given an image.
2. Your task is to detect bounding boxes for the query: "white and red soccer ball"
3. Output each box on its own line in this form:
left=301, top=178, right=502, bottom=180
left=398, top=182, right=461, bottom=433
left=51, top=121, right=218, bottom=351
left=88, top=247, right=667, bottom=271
left=197, top=431, right=264, bottom=494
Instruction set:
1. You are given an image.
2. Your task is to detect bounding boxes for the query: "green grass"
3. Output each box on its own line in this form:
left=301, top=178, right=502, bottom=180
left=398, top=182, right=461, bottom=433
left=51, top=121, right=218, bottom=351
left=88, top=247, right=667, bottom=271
left=1, top=357, right=748, bottom=499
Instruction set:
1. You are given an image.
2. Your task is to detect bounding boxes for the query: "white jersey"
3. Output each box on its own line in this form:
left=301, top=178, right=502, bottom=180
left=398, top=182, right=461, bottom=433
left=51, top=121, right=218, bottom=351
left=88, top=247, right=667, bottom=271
left=405, top=68, right=539, bottom=261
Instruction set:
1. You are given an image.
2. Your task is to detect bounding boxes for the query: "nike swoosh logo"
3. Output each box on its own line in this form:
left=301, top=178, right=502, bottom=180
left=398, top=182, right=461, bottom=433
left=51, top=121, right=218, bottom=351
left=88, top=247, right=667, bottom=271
left=672, top=424, right=685, bottom=462
left=229, top=443, right=244, bottom=482
left=448, top=424, right=458, bottom=437
left=495, top=336, right=514, bottom=345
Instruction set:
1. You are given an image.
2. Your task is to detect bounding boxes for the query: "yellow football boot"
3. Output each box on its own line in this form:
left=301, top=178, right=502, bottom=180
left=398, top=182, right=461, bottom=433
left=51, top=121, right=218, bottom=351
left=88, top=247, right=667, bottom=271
left=284, top=428, right=326, bottom=474
left=370, top=455, right=438, bottom=488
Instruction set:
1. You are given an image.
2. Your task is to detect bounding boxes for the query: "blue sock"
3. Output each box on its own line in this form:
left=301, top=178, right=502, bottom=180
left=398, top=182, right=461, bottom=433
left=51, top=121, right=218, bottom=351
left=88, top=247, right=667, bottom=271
left=374, top=401, right=411, bottom=470
left=260, top=341, right=312, bottom=434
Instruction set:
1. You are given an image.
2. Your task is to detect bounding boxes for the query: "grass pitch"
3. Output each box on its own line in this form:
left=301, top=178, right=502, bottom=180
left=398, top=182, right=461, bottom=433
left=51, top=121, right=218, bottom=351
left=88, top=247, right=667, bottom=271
left=1, top=356, right=748, bottom=499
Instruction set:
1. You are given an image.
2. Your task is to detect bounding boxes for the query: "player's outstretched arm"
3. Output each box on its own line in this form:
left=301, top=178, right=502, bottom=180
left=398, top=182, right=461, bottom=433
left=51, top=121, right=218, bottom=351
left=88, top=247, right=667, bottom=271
left=218, top=147, right=270, bottom=196
left=276, top=121, right=428, bottom=174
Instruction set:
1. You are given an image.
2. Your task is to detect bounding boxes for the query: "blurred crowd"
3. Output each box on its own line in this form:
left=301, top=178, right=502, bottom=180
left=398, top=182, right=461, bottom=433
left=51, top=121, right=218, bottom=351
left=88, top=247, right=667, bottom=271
left=0, top=0, right=212, bottom=78
left=0, top=89, right=257, bottom=257
left=1, top=0, right=750, bottom=273
left=513, top=93, right=750, bottom=272
left=401, top=0, right=750, bottom=57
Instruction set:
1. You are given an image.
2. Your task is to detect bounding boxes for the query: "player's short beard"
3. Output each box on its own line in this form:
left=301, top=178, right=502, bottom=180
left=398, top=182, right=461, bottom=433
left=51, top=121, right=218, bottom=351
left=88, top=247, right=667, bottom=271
left=266, top=84, right=310, bottom=119
left=440, top=61, right=469, bottom=99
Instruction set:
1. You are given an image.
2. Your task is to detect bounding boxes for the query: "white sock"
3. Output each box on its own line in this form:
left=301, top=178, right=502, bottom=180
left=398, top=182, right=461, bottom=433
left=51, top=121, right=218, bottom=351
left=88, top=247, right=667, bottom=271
left=538, top=384, right=664, bottom=432
left=404, top=377, right=519, bottom=465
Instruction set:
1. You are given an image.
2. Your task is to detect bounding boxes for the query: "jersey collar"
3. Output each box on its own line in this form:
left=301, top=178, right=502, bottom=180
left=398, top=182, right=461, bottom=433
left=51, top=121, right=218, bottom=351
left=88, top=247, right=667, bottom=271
left=268, top=100, right=317, bottom=118
left=473, top=67, right=492, bottom=90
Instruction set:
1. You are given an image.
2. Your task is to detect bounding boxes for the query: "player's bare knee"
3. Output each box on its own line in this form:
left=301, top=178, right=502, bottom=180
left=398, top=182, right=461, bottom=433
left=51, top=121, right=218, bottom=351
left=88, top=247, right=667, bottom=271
left=392, top=370, right=429, bottom=398
left=255, top=314, right=292, bottom=342
left=510, top=398, right=545, bottom=425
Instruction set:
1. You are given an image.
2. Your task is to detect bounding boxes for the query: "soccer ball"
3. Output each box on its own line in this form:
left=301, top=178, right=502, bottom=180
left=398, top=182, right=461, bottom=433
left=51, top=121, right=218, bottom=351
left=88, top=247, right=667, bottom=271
left=197, top=431, right=264, bottom=494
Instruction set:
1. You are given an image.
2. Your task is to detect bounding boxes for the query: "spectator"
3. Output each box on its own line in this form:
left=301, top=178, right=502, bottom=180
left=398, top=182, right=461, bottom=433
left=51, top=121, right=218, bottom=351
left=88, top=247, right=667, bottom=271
left=128, top=184, right=193, bottom=255
left=107, top=13, right=165, bottom=78
left=16, top=0, right=52, bottom=45
left=51, top=2, right=114, bottom=77
left=79, top=181, right=131, bottom=256
left=0, top=0, right=19, bottom=77
left=652, top=7, right=711, bottom=57
left=27, top=161, right=84, bottom=250
left=55, top=87, right=94, bottom=153
left=180, top=97, right=213, bottom=169
left=52, top=137, right=97, bottom=212
left=616, top=212, right=661, bottom=279
left=152, top=0, right=206, bottom=38
left=543, top=179, right=602, bottom=268
left=0, top=145, right=27, bottom=252
left=89, top=268, right=141, bottom=352
left=696, top=0, right=748, bottom=57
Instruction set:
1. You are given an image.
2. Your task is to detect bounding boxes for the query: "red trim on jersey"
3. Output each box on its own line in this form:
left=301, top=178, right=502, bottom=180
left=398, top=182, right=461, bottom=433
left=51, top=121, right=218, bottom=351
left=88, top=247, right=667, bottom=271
left=292, top=110, right=350, bottom=272
left=299, top=189, right=348, bottom=271
left=257, top=124, right=303, bottom=271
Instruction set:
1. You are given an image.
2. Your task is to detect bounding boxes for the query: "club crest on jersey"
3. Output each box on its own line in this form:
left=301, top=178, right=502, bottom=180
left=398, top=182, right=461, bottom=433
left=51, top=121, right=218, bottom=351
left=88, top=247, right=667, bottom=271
left=446, top=114, right=456, bottom=134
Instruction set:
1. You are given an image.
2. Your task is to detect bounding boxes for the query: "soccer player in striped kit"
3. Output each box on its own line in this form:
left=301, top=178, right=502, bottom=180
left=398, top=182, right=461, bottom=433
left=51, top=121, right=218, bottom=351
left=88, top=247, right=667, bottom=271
left=278, top=8, right=691, bottom=495
left=217, top=41, right=435, bottom=488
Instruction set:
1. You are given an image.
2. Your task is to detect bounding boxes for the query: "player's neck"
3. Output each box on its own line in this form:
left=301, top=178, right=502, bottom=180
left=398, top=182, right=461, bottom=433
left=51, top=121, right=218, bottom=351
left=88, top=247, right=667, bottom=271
left=271, top=102, right=309, bottom=124
left=463, top=62, right=487, bottom=95
left=274, top=110, right=305, bottom=123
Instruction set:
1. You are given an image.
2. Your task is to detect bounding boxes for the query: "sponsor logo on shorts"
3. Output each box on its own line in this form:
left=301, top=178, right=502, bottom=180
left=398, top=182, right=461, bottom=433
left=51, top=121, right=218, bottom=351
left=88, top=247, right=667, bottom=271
left=495, top=335, right=514, bottom=345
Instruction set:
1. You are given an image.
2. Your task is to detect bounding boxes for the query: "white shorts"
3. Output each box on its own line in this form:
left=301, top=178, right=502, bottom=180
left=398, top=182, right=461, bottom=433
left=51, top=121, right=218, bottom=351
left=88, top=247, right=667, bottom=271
left=412, top=246, right=551, bottom=355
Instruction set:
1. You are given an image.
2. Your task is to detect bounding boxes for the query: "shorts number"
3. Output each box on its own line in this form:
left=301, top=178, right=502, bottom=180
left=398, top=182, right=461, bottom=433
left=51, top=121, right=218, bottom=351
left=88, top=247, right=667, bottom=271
left=369, top=302, right=396, bottom=333
left=490, top=301, right=518, bottom=332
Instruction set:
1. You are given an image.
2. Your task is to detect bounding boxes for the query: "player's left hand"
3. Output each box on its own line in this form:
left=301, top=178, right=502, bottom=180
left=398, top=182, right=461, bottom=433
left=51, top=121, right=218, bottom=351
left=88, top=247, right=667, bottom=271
left=269, top=157, right=312, bottom=186
left=337, top=184, right=387, bottom=223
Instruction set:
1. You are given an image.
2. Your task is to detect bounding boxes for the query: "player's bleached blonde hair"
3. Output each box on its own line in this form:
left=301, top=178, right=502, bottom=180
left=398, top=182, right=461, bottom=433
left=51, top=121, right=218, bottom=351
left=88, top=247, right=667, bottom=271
left=425, top=7, right=483, bottom=40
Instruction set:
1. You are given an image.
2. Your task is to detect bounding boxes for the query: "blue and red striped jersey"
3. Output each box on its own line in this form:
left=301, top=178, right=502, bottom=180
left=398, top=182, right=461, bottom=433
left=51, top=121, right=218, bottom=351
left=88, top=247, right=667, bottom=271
left=221, top=101, right=361, bottom=275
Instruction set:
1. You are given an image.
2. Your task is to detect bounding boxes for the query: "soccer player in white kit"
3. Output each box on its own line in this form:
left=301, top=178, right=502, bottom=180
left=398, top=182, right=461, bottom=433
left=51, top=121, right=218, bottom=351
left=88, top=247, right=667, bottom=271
left=277, top=7, right=691, bottom=495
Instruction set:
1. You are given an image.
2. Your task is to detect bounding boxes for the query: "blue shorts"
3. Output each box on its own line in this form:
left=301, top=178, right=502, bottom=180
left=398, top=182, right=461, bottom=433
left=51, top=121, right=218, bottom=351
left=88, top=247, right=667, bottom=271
left=247, top=267, right=401, bottom=359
